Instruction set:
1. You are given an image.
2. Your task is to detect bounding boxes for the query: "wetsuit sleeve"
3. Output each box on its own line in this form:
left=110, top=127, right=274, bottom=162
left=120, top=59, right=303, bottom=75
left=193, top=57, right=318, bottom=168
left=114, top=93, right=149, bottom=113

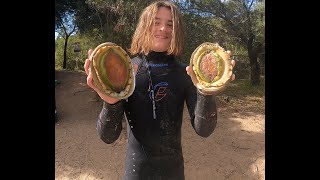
left=96, top=100, right=125, bottom=144
left=186, top=84, right=218, bottom=138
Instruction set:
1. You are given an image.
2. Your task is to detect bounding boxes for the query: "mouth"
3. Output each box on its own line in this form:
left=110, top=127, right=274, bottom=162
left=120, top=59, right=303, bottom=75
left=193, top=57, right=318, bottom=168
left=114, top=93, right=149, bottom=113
left=154, top=35, right=168, bottom=39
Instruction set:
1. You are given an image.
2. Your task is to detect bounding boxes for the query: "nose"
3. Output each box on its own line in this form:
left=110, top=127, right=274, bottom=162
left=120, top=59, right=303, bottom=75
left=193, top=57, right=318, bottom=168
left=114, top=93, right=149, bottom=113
left=160, top=24, right=167, bottom=31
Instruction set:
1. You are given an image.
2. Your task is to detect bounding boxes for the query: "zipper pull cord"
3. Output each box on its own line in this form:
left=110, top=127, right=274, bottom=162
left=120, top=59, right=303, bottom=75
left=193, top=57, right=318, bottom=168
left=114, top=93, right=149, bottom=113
left=143, top=55, right=156, bottom=120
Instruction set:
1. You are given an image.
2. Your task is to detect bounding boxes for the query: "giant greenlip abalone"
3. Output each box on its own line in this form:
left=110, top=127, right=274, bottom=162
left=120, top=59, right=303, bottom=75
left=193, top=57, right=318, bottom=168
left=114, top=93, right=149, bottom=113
left=189, top=42, right=233, bottom=95
left=90, top=42, right=135, bottom=99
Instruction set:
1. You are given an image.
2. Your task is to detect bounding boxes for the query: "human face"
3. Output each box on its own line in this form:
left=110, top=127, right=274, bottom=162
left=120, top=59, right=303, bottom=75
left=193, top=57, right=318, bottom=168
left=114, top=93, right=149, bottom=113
left=151, top=7, right=173, bottom=52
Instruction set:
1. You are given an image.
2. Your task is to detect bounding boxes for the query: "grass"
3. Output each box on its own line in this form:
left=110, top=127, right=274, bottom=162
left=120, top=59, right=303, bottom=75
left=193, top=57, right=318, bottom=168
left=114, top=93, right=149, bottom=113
left=55, top=65, right=63, bottom=71
left=55, top=67, right=265, bottom=98
left=223, top=78, right=265, bottom=97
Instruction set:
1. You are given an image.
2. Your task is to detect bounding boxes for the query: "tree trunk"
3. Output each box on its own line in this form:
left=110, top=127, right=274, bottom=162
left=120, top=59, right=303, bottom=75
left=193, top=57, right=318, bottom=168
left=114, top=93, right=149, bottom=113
left=63, top=35, right=69, bottom=69
left=248, top=48, right=261, bottom=86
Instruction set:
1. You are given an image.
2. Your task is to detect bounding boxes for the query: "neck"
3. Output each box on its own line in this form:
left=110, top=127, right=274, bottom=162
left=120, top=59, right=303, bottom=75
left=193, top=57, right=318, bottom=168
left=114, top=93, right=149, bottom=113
left=145, top=51, right=174, bottom=64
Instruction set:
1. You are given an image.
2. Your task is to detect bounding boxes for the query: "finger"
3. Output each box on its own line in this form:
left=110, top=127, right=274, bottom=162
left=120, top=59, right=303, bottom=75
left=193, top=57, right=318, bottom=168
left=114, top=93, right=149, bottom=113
left=231, top=60, right=236, bottom=68
left=88, top=49, right=93, bottom=58
left=133, top=64, right=138, bottom=75
left=186, top=66, right=190, bottom=75
left=231, top=74, right=235, bottom=81
left=86, top=71, right=93, bottom=87
left=84, top=59, right=90, bottom=75
left=86, top=71, right=97, bottom=91
left=87, top=70, right=105, bottom=96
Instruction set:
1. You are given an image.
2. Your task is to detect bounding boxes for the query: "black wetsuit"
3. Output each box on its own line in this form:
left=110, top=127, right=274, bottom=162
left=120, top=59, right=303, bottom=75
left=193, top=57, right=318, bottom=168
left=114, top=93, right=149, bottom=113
left=96, top=52, right=218, bottom=180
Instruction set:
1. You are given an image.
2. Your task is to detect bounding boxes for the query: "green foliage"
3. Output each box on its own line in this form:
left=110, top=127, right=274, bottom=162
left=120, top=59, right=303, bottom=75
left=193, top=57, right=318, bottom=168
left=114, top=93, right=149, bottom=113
left=55, top=32, right=111, bottom=71
left=56, top=35, right=83, bottom=70
left=55, top=38, right=71, bottom=70
left=55, top=0, right=265, bottom=83
left=223, top=78, right=265, bottom=97
left=78, top=0, right=150, bottom=49
left=252, top=1, right=265, bottom=53
left=181, top=14, right=217, bottom=63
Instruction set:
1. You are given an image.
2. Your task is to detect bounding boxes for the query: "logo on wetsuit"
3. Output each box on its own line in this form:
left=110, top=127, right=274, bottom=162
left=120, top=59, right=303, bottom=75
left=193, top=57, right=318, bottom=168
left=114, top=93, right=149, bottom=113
left=149, top=82, right=169, bottom=101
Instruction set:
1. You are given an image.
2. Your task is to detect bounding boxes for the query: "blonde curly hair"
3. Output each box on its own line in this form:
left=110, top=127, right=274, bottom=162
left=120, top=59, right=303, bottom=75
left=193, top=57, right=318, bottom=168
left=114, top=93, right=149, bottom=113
left=129, top=0, right=185, bottom=57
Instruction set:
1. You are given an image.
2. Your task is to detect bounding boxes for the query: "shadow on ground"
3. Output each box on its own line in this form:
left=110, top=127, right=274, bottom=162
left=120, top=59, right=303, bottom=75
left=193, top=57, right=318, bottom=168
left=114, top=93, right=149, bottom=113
left=55, top=70, right=265, bottom=180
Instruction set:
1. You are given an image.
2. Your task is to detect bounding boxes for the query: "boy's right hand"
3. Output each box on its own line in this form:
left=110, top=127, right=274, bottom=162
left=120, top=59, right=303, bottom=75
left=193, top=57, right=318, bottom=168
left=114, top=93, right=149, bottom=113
left=84, top=49, right=138, bottom=104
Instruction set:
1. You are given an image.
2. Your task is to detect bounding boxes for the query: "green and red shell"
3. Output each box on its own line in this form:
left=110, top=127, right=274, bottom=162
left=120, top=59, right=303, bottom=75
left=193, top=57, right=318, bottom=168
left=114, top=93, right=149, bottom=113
left=90, top=42, right=135, bottom=99
left=189, top=42, right=233, bottom=95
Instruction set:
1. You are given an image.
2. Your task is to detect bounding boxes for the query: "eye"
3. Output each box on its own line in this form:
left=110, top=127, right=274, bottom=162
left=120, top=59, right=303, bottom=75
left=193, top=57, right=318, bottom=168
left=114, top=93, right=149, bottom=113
left=155, top=21, right=160, bottom=26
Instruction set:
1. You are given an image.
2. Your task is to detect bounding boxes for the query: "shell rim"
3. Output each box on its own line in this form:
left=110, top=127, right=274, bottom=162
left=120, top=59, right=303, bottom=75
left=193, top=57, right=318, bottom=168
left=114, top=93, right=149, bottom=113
left=189, top=42, right=233, bottom=94
left=89, top=42, right=136, bottom=99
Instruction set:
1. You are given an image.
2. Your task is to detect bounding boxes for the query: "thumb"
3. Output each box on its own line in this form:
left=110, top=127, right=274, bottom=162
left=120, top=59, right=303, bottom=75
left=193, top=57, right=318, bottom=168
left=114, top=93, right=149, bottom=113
left=186, top=66, right=190, bottom=75
left=133, top=64, right=138, bottom=75
left=88, top=49, right=93, bottom=59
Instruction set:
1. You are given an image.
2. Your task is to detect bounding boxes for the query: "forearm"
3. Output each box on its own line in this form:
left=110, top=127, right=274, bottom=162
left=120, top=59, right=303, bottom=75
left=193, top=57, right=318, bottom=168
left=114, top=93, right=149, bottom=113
left=96, top=101, right=125, bottom=144
left=193, top=90, right=218, bottom=137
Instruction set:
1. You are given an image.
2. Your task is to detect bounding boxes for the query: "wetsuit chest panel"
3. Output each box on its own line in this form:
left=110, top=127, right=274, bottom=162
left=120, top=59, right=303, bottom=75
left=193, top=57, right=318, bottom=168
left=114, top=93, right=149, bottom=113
left=123, top=57, right=190, bottom=179
left=125, top=62, right=186, bottom=151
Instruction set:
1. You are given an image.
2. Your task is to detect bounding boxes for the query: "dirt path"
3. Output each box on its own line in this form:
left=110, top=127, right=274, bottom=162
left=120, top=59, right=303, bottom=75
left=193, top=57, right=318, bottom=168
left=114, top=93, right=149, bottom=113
left=55, top=70, right=265, bottom=180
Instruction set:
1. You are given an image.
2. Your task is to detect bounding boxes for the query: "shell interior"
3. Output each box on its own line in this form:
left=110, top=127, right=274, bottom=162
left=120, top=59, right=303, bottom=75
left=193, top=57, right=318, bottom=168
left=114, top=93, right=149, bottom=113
left=189, top=42, right=233, bottom=94
left=90, top=42, right=135, bottom=99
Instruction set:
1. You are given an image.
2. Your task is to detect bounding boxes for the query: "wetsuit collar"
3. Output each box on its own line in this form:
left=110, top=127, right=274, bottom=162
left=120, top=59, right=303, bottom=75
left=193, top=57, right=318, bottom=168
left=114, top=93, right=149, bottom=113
left=145, top=51, right=175, bottom=64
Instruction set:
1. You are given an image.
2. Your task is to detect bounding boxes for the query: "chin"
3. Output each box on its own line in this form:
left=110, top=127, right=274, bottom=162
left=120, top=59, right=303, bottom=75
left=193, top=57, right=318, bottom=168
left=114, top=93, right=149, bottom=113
left=151, top=40, right=171, bottom=52
left=152, top=45, right=170, bottom=52
left=152, top=49, right=167, bottom=52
